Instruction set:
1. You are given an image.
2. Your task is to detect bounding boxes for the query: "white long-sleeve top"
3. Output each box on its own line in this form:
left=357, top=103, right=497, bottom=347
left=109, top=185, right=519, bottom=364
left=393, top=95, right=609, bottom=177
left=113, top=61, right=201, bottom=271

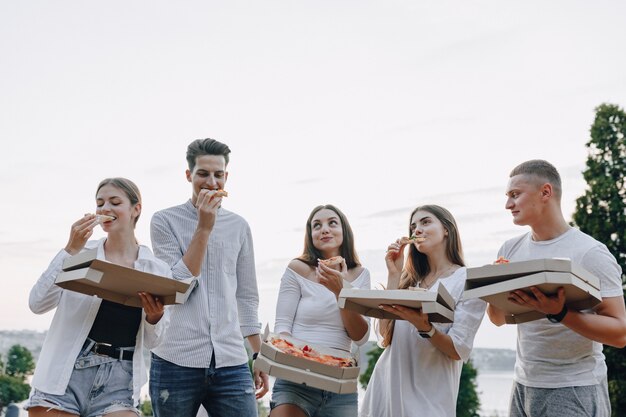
left=274, top=267, right=371, bottom=351
left=29, top=238, right=171, bottom=404
left=361, top=267, right=487, bottom=417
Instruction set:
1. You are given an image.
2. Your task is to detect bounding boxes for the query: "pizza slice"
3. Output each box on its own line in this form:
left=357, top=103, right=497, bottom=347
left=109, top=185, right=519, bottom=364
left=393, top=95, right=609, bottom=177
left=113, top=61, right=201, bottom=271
left=400, top=235, right=426, bottom=245
left=493, top=256, right=510, bottom=265
left=95, top=214, right=116, bottom=224
left=319, top=256, right=344, bottom=267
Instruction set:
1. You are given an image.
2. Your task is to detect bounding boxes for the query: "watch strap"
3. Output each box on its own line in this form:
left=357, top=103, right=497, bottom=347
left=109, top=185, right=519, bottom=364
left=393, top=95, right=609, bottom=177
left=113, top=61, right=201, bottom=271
left=419, top=325, right=436, bottom=338
left=546, top=305, right=568, bottom=323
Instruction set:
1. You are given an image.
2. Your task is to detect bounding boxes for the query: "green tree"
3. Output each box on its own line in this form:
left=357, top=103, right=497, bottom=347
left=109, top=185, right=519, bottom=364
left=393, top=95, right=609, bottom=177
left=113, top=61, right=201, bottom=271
left=457, top=360, right=480, bottom=417
left=139, top=398, right=153, bottom=416
left=0, top=375, right=30, bottom=412
left=359, top=344, right=481, bottom=417
left=571, top=103, right=626, bottom=417
left=5, top=345, right=35, bottom=379
left=359, top=345, right=383, bottom=389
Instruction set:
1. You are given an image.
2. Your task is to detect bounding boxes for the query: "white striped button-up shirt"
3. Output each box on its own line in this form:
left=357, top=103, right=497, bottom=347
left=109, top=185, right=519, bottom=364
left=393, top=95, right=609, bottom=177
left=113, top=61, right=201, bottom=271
left=150, top=200, right=260, bottom=368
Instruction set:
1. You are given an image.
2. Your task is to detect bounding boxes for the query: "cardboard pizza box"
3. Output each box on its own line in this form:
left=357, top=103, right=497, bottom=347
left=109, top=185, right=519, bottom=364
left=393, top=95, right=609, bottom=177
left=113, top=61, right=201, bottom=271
left=254, top=356, right=358, bottom=394
left=465, top=258, right=600, bottom=289
left=463, top=259, right=601, bottom=324
left=337, top=284, right=455, bottom=323
left=259, top=329, right=359, bottom=380
left=56, top=250, right=196, bottom=307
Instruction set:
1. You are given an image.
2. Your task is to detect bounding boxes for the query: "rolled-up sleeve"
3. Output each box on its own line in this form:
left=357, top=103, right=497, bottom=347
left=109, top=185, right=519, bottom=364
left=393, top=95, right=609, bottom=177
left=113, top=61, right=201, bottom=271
left=150, top=212, right=196, bottom=281
left=448, top=296, right=486, bottom=362
left=236, top=224, right=261, bottom=337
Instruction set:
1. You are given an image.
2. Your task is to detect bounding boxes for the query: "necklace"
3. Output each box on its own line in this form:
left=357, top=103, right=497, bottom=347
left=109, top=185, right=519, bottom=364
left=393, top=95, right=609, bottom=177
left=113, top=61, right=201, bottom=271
left=418, top=265, right=457, bottom=290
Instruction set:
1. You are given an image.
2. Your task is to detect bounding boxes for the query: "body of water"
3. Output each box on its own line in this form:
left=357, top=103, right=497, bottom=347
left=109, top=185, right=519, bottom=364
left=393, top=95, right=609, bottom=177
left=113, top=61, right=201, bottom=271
left=476, top=370, right=513, bottom=417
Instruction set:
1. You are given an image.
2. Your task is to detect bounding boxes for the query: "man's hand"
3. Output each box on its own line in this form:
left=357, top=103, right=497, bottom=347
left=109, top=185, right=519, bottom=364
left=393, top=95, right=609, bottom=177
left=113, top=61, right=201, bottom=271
left=508, top=286, right=566, bottom=315
left=253, top=368, right=269, bottom=399
left=195, top=189, right=223, bottom=231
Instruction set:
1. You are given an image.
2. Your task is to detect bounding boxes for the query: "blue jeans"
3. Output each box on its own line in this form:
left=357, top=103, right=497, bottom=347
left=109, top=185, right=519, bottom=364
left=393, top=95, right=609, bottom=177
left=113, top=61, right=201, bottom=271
left=149, top=353, right=257, bottom=417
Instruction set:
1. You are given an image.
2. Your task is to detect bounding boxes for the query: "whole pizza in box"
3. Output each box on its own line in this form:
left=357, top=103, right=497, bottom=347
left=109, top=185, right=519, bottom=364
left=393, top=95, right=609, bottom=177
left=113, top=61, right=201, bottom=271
left=270, top=337, right=356, bottom=368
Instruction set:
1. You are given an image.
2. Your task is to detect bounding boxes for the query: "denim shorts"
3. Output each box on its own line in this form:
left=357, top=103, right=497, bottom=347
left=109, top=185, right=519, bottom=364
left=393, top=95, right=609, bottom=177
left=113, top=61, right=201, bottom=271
left=24, top=339, right=139, bottom=417
left=270, top=378, right=358, bottom=417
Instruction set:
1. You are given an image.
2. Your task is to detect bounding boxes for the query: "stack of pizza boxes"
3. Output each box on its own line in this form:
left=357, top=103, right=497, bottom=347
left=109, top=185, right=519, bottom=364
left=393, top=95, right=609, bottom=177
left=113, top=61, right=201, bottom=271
left=462, top=258, right=601, bottom=324
left=253, top=327, right=360, bottom=394
left=55, top=249, right=197, bottom=307
left=338, top=283, right=455, bottom=323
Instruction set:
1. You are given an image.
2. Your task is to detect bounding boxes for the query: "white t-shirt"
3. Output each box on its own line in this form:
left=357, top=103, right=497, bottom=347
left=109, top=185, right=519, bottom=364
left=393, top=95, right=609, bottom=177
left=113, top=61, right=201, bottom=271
left=274, top=267, right=371, bottom=351
left=498, top=228, right=623, bottom=388
left=360, top=268, right=486, bottom=417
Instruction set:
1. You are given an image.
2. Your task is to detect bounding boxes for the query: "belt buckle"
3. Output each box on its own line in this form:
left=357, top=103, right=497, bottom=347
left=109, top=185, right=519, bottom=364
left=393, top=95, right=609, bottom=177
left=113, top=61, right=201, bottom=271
left=93, top=342, right=112, bottom=356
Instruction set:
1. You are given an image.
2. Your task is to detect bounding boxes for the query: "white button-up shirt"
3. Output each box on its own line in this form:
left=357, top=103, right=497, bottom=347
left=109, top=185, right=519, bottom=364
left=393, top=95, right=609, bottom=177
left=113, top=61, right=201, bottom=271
left=150, top=201, right=261, bottom=368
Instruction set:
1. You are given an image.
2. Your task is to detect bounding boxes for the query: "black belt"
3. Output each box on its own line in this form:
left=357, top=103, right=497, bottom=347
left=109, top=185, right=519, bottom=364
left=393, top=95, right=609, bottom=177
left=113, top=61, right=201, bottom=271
left=90, top=342, right=134, bottom=361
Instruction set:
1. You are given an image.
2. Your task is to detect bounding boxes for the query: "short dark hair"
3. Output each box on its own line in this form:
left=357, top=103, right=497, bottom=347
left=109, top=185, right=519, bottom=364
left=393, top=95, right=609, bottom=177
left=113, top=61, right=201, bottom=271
left=297, top=204, right=361, bottom=269
left=510, top=159, right=562, bottom=199
left=186, top=138, right=231, bottom=171
left=95, top=177, right=142, bottom=227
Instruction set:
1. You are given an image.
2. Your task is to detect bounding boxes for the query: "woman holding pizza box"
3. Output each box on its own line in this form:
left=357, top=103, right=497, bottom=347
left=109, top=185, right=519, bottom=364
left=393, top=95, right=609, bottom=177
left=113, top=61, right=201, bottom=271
left=26, top=178, right=171, bottom=417
left=361, top=205, right=486, bottom=417
left=270, top=204, right=371, bottom=417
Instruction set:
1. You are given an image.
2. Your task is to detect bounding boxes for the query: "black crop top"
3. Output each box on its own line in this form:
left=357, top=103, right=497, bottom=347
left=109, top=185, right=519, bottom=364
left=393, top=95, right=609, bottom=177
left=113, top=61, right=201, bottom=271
left=88, top=300, right=142, bottom=347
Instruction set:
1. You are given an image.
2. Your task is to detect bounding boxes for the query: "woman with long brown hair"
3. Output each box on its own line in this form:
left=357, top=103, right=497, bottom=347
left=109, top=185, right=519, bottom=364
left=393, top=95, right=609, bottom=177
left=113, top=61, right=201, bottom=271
left=269, top=204, right=370, bottom=417
left=361, top=205, right=486, bottom=417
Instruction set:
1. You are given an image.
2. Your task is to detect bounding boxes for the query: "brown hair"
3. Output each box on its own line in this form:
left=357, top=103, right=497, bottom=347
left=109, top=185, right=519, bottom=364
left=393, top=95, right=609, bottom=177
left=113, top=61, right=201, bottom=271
left=380, top=205, right=464, bottom=347
left=186, top=138, right=231, bottom=171
left=510, top=159, right=562, bottom=200
left=297, top=204, right=360, bottom=269
left=96, top=177, right=142, bottom=227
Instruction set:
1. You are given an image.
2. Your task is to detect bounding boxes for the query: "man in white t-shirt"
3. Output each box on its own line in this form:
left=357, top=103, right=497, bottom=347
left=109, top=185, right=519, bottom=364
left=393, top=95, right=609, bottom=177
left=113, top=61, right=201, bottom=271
left=487, top=159, right=626, bottom=417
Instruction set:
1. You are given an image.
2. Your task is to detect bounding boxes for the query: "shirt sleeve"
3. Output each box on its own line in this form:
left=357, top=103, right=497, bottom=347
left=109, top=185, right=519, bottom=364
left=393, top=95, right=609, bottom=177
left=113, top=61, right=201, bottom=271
left=150, top=211, right=196, bottom=281
left=446, top=271, right=487, bottom=362
left=274, top=268, right=301, bottom=335
left=353, top=268, right=372, bottom=346
left=29, top=249, right=72, bottom=314
left=236, top=223, right=261, bottom=337
left=581, top=244, right=624, bottom=298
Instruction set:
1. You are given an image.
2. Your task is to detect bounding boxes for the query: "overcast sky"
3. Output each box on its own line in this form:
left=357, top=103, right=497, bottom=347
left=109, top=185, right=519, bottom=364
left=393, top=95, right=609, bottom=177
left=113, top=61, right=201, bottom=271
left=1, top=0, right=625, bottom=349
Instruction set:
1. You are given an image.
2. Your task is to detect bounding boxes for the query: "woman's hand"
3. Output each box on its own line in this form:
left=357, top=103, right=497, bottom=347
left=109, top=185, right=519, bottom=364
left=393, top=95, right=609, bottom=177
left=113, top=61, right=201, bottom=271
left=385, top=238, right=407, bottom=275
left=380, top=304, right=432, bottom=332
left=139, top=292, right=165, bottom=324
left=317, top=259, right=347, bottom=299
left=65, top=214, right=99, bottom=255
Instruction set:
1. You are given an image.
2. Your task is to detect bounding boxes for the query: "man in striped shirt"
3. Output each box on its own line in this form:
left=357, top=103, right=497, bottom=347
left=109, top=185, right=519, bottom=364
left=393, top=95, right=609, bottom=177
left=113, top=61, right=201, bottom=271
left=149, top=138, right=268, bottom=417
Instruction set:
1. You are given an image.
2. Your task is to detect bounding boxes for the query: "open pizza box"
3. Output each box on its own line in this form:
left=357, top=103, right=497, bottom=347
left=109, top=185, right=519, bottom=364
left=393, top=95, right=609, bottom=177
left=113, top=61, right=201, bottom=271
left=337, top=283, right=455, bottom=323
left=55, top=249, right=197, bottom=308
left=462, top=258, right=601, bottom=324
left=253, top=326, right=359, bottom=394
